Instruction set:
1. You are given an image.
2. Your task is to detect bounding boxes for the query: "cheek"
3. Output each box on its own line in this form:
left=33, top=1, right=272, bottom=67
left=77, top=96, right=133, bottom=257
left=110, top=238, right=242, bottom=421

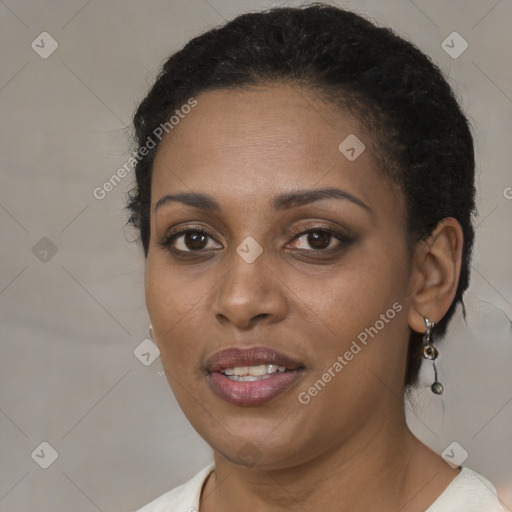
left=145, top=250, right=209, bottom=322
left=303, top=250, right=405, bottom=334
left=293, top=241, right=411, bottom=387
left=144, top=255, right=203, bottom=363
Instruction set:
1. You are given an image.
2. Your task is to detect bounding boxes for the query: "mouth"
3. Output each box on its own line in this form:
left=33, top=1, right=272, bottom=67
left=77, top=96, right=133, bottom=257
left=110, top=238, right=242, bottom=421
left=205, top=346, right=305, bottom=406
left=221, top=363, right=289, bottom=381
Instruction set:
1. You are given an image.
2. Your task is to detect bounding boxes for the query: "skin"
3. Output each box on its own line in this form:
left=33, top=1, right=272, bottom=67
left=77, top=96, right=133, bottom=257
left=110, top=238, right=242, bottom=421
left=145, top=84, right=464, bottom=511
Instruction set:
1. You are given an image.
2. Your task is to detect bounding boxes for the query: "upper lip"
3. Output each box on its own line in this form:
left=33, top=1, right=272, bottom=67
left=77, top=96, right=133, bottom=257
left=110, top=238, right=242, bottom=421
left=205, top=346, right=304, bottom=372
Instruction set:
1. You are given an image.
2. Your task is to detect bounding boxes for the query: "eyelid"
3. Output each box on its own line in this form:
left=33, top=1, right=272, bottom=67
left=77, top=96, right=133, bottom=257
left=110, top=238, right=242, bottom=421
left=157, top=225, right=222, bottom=252
left=162, top=223, right=219, bottom=239
left=285, top=223, right=351, bottom=250
left=286, top=220, right=352, bottom=240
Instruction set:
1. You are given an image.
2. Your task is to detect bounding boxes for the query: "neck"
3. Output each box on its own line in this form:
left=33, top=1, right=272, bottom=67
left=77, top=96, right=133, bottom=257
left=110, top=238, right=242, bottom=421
left=200, top=410, right=451, bottom=512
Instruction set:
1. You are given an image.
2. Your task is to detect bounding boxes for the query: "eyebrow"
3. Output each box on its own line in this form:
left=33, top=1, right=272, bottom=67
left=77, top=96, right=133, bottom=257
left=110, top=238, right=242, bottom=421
left=154, top=187, right=370, bottom=213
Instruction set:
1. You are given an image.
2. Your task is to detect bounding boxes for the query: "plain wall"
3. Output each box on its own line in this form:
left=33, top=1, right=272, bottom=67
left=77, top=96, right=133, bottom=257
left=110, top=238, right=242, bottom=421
left=1, top=1, right=511, bottom=510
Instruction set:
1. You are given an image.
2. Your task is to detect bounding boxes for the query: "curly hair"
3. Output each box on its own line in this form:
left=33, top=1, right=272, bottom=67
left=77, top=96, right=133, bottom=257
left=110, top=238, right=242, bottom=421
left=126, top=3, right=476, bottom=388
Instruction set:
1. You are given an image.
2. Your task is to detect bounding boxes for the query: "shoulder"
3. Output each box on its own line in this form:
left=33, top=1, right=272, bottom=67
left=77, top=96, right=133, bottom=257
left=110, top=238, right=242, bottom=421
left=427, top=467, right=508, bottom=512
left=134, top=464, right=215, bottom=512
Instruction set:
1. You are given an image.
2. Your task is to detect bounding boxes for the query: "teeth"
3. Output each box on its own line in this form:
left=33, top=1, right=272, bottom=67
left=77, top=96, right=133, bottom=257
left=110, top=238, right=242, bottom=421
left=231, top=375, right=269, bottom=382
left=247, top=364, right=267, bottom=376
left=221, top=364, right=289, bottom=380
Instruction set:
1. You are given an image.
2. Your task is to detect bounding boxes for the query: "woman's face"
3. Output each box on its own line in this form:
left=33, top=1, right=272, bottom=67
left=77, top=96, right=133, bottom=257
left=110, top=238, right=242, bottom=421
left=145, top=84, right=415, bottom=468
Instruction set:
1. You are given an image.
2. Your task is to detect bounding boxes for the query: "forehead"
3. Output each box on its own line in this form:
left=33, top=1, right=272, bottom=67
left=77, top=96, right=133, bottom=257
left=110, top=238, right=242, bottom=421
left=151, top=84, right=396, bottom=213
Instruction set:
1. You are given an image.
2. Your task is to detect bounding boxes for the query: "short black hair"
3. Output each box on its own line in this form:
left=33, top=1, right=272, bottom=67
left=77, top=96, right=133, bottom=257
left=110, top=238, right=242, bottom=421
left=126, top=3, right=476, bottom=388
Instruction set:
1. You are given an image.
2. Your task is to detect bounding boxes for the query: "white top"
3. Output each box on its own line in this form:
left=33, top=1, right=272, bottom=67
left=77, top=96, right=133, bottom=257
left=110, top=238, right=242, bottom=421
left=135, top=464, right=507, bottom=512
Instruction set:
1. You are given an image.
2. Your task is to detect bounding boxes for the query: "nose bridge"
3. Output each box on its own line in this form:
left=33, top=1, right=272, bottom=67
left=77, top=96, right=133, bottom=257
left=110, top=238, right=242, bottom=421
left=213, top=241, right=286, bottom=328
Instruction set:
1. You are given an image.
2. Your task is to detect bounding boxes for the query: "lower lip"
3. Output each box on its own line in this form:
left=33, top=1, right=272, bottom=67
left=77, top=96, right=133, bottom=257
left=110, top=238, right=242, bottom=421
left=208, top=370, right=304, bottom=406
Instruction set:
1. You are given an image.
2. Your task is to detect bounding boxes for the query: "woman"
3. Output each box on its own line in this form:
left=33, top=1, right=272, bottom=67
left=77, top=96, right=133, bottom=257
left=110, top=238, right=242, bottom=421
left=127, top=4, right=506, bottom=511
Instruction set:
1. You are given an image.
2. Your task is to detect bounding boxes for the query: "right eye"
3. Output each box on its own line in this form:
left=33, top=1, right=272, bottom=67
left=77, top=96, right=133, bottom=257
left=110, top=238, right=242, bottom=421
left=157, top=227, right=222, bottom=254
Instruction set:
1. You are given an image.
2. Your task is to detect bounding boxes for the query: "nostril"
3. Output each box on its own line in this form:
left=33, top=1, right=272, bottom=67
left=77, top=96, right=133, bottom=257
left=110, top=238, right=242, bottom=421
left=251, top=313, right=270, bottom=323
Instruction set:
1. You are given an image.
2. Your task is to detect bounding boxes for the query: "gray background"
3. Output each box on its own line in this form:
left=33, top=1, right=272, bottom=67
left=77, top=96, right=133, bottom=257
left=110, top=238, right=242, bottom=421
left=1, top=0, right=511, bottom=510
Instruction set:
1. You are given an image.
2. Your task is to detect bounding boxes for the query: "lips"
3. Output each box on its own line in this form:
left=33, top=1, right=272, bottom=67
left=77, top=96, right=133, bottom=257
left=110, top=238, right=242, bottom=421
left=205, top=346, right=305, bottom=406
left=206, top=346, right=303, bottom=372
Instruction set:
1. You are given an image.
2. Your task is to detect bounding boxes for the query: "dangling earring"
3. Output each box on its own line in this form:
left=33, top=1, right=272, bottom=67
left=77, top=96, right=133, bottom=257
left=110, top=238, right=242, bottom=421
left=422, top=317, right=444, bottom=395
left=149, top=324, right=154, bottom=339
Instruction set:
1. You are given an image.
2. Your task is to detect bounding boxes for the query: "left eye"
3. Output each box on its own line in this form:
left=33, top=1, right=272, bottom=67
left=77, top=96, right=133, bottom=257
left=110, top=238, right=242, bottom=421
left=290, top=229, right=343, bottom=251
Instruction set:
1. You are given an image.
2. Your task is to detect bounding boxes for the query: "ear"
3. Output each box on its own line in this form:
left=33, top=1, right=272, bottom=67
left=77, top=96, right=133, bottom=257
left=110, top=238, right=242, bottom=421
left=407, top=218, right=464, bottom=334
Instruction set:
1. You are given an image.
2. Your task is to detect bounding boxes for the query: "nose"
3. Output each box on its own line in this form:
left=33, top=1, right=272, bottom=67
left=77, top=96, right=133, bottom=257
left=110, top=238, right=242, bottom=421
left=212, top=248, right=288, bottom=330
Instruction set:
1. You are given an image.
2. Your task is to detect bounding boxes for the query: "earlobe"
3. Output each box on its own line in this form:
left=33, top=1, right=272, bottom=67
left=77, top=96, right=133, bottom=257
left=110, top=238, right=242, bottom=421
left=407, top=217, right=464, bottom=333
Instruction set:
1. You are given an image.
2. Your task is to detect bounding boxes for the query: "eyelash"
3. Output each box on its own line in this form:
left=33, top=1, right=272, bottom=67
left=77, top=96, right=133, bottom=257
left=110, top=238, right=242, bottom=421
left=157, top=226, right=213, bottom=255
left=286, top=223, right=351, bottom=252
left=157, top=223, right=351, bottom=257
